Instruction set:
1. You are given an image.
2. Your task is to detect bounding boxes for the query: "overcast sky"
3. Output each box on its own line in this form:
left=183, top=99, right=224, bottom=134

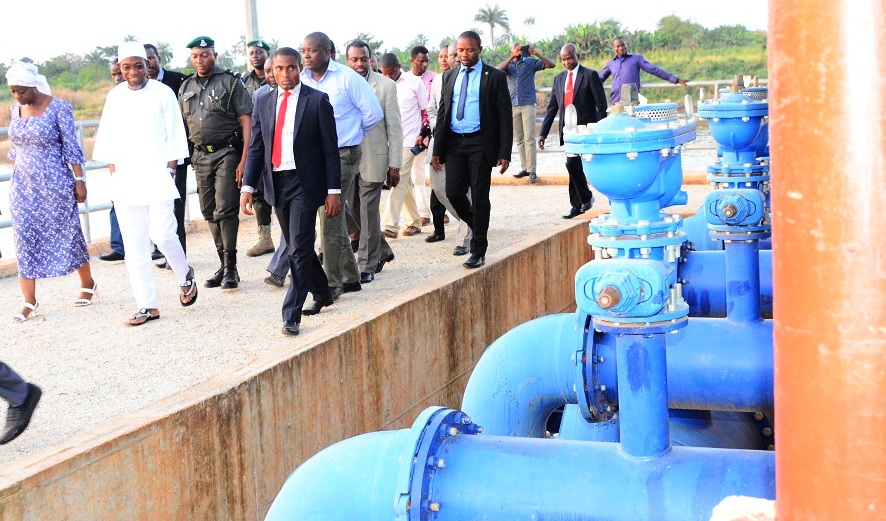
left=3, top=0, right=768, bottom=68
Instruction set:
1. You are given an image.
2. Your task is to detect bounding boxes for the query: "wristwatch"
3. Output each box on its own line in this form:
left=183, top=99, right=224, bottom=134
left=74, top=177, right=85, bottom=183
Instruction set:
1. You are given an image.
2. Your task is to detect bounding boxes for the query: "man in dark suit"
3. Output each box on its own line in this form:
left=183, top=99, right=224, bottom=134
left=240, top=47, right=342, bottom=336
left=431, top=30, right=513, bottom=269
left=539, top=43, right=608, bottom=219
left=145, top=43, right=190, bottom=252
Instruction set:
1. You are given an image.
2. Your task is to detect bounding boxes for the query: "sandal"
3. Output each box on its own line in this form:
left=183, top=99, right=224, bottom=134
left=12, top=302, right=39, bottom=323
left=129, top=308, right=160, bottom=326
left=74, top=281, right=98, bottom=307
left=180, top=266, right=198, bottom=307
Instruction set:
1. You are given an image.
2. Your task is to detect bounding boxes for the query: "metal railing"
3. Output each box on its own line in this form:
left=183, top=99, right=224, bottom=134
left=0, top=120, right=196, bottom=244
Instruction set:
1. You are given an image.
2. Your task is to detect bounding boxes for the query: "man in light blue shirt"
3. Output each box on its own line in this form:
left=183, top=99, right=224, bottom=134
left=300, top=31, right=383, bottom=299
left=497, top=42, right=555, bottom=183
left=431, top=31, right=512, bottom=270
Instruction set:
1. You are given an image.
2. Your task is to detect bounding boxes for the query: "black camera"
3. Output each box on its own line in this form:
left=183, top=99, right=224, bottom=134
left=520, top=44, right=530, bottom=56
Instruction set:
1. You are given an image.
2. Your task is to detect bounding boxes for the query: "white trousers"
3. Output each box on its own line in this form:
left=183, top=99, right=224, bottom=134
left=114, top=200, right=190, bottom=309
left=428, top=165, right=472, bottom=248
left=411, top=149, right=431, bottom=219
left=382, top=149, right=422, bottom=232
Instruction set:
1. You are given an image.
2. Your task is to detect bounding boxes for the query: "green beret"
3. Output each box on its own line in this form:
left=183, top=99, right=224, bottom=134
left=246, top=39, right=271, bottom=52
left=186, top=36, right=215, bottom=49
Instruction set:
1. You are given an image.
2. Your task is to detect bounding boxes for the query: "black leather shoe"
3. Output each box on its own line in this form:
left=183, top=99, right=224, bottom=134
left=1, top=383, right=41, bottom=445
left=281, top=321, right=300, bottom=336
left=360, top=272, right=374, bottom=284
left=463, top=254, right=485, bottom=269
left=329, top=286, right=344, bottom=301
left=205, top=267, right=224, bottom=288
left=453, top=246, right=469, bottom=256
left=303, top=292, right=334, bottom=315
left=151, top=248, right=163, bottom=261
left=562, top=207, right=582, bottom=219
left=343, top=281, right=362, bottom=293
left=580, top=197, right=594, bottom=213
left=264, top=274, right=285, bottom=287
left=99, top=251, right=124, bottom=261
left=425, top=233, right=445, bottom=243
left=376, top=253, right=395, bottom=274
left=513, top=170, right=530, bottom=178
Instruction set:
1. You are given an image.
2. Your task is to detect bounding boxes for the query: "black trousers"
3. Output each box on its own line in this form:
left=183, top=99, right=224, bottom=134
left=430, top=191, right=446, bottom=235
left=444, top=134, right=491, bottom=256
left=173, top=163, right=188, bottom=252
left=566, top=155, right=593, bottom=210
left=273, top=171, right=328, bottom=324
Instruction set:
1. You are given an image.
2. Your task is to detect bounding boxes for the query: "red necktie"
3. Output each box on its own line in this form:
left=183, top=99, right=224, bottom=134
left=271, top=90, right=291, bottom=169
left=564, top=70, right=574, bottom=108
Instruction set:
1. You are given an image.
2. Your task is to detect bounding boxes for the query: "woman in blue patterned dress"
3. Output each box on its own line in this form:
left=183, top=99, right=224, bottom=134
left=5, top=63, right=97, bottom=322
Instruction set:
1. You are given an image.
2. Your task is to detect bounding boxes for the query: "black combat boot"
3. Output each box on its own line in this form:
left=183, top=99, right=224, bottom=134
left=221, top=250, right=240, bottom=289
left=204, top=248, right=225, bottom=288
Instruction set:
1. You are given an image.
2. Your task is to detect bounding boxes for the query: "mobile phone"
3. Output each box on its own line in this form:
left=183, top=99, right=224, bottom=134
left=520, top=45, right=530, bottom=56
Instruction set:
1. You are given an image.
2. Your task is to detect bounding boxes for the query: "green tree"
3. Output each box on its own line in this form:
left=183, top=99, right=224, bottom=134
left=84, top=49, right=109, bottom=66
left=156, top=42, right=174, bottom=66
left=656, top=15, right=706, bottom=49
left=352, top=33, right=385, bottom=57
left=407, top=34, right=430, bottom=51
left=474, top=4, right=510, bottom=46
left=123, top=34, right=138, bottom=42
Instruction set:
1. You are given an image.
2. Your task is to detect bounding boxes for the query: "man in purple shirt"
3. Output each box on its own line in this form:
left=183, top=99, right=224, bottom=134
left=600, top=37, right=688, bottom=103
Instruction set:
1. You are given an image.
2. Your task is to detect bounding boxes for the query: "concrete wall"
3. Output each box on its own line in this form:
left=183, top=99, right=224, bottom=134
left=0, top=220, right=594, bottom=520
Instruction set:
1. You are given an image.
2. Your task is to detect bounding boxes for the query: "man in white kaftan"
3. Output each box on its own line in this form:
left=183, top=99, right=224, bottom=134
left=93, top=42, right=197, bottom=325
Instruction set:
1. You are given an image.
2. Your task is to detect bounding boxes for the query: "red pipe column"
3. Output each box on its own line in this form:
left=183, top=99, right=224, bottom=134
left=770, top=0, right=886, bottom=518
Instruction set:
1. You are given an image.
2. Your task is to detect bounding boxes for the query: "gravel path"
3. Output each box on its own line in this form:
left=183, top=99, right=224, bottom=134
left=0, top=162, right=716, bottom=466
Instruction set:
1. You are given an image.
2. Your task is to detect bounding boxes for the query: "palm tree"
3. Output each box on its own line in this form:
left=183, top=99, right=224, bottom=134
left=407, top=33, right=430, bottom=50
left=123, top=34, right=138, bottom=42
left=156, top=42, right=174, bottom=65
left=524, top=16, right=536, bottom=28
left=474, top=4, right=509, bottom=46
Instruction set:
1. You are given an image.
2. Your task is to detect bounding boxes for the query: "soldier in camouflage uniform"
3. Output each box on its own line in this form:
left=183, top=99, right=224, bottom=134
left=178, top=36, right=253, bottom=289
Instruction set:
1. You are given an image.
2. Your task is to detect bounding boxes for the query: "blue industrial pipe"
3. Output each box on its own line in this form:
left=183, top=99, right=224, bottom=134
left=680, top=249, right=773, bottom=318
left=558, top=406, right=768, bottom=451
left=615, top=333, right=670, bottom=457
left=265, top=407, right=775, bottom=520
left=461, top=313, right=772, bottom=438
left=460, top=313, right=584, bottom=437
left=725, top=240, right=762, bottom=322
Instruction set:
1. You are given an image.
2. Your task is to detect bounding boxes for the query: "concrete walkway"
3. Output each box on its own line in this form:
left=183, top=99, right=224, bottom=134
left=0, top=164, right=714, bottom=467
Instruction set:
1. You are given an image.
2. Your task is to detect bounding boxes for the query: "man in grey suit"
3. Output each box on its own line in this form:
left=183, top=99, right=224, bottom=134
left=345, top=40, right=400, bottom=282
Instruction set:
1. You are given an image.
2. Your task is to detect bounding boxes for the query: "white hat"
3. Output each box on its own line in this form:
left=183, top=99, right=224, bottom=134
left=117, top=41, right=147, bottom=61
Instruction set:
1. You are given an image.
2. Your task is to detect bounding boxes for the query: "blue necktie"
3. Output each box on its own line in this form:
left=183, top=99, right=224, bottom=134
left=456, top=66, right=473, bottom=121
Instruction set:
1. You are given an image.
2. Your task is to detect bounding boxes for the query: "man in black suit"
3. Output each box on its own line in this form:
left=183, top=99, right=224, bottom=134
left=431, top=30, right=512, bottom=269
left=240, top=47, right=341, bottom=336
left=145, top=43, right=190, bottom=252
left=538, top=43, right=608, bottom=219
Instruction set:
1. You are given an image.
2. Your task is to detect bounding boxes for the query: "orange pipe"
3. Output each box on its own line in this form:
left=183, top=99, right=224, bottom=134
left=771, top=0, right=886, bottom=518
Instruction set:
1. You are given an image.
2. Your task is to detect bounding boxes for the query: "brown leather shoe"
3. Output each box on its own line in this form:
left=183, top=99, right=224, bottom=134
left=402, top=226, right=421, bottom=236
left=382, top=229, right=398, bottom=239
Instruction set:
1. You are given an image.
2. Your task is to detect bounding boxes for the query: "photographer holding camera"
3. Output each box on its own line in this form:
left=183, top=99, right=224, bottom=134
left=497, top=42, right=555, bottom=184
left=379, top=53, right=428, bottom=238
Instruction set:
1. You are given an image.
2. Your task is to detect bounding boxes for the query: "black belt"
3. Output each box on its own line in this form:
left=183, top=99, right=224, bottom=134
left=273, top=168, right=297, bottom=176
left=453, top=130, right=481, bottom=138
left=339, top=144, right=360, bottom=150
left=194, top=142, right=232, bottom=153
